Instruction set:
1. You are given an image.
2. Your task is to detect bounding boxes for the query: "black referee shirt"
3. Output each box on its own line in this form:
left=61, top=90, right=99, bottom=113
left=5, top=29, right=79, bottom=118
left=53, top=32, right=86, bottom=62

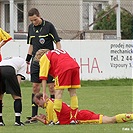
left=27, top=19, right=60, bottom=57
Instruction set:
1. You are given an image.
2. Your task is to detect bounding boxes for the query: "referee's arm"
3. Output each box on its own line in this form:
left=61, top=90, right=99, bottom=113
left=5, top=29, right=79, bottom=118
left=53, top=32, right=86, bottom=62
left=27, top=45, right=33, bottom=55
left=55, top=42, right=61, bottom=49
left=26, top=45, right=33, bottom=64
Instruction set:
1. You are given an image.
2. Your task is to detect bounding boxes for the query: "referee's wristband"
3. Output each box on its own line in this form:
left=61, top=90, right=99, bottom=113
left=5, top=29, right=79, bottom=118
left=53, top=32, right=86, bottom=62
left=26, top=54, right=32, bottom=62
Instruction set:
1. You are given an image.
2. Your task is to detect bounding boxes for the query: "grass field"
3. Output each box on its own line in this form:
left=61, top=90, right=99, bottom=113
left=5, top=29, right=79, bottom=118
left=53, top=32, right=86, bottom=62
left=0, top=79, right=133, bottom=133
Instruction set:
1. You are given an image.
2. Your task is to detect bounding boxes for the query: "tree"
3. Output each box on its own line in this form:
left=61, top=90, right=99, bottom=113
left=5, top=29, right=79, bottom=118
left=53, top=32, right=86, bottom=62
left=93, top=6, right=133, bottom=39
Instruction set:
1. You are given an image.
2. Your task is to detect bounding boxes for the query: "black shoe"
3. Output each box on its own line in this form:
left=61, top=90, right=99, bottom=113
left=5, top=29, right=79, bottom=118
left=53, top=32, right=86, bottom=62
left=54, top=121, right=60, bottom=125
left=0, top=122, right=5, bottom=126
left=26, top=116, right=32, bottom=120
left=25, top=119, right=37, bottom=124
left=48, top=121, right=60, bottom=125
left=25, top=116, right=38, bottom=124
left=15, top=122, right=25, bottom=126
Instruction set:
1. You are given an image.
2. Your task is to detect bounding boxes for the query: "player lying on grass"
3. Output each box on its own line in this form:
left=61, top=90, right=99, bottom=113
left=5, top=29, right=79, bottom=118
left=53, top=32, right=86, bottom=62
left=30, top=93, right=133, bottom=125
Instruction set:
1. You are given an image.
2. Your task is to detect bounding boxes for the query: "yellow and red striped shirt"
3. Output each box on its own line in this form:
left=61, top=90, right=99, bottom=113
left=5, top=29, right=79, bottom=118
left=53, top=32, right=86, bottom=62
left=0, top=28, right=12, bottom=42
left=39, top=49, right=79, bottom=80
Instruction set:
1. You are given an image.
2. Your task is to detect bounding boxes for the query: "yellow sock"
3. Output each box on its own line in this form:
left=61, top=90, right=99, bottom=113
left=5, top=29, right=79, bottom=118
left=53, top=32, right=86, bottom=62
left=70, top=96, right=78, bottom=120
left=115, top=114, right=133, bottom=123
left=53, top=99, right=62, bottom=113
left=70, top=96, right=78, bottom=110
left=53, top=111, right=58, bottom=123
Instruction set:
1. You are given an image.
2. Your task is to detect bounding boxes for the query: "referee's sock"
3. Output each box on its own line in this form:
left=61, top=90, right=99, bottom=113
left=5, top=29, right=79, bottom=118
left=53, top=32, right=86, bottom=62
left=32, top=93, right=38, bottom=117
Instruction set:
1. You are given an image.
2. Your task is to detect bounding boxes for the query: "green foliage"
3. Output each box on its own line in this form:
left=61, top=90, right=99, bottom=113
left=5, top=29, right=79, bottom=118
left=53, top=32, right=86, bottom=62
left=121, top=10, right=133, bottom=39
left=94, top=6, right=133, bottom=39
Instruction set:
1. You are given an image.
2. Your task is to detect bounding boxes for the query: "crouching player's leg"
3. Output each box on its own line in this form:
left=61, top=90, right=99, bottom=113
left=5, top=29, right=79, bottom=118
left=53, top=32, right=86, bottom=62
left=53, top=89, right=63, bottom=124
left=68, top=68, right=81, bottom=124
left=13, top=96, right=24, bottom=126
left=69, top=89, right=78, bottom=124
left=0, top=94, right=5, bottom=126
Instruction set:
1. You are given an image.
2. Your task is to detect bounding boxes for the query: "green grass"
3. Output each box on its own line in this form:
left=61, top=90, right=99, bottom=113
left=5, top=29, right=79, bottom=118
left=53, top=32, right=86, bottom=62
left=81, top=78, right=133, bottom=86
left=21, top=78, right=133, bottom=87
left=0, top=79, right=133, bottom=133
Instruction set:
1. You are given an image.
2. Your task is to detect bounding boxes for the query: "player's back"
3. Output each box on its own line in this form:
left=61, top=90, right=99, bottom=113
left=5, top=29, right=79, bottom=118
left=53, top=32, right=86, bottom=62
left=0, top=57, right=26, bottom=76
left=47, top=49, right=79, bottom=75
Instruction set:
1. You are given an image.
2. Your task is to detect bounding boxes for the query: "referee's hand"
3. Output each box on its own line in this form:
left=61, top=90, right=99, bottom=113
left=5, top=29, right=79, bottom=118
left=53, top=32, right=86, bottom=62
left=26, top=63, right=30, bottom=74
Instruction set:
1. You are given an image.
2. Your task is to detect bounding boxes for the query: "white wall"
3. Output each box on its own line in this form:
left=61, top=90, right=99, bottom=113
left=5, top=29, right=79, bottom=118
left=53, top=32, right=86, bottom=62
left=2, top=39, right=133, bottom=80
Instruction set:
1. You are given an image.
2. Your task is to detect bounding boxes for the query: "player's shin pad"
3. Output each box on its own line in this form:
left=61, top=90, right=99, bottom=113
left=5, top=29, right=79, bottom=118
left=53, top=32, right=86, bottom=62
left=70, top=96, right=78, bottom=110
left=115, top=114, right=133, bottom=123
left=70, top=96, right=78, bottom=120
left=53, top=99, right=62, bottom=113
left=53, top=99, right=62, bottom=122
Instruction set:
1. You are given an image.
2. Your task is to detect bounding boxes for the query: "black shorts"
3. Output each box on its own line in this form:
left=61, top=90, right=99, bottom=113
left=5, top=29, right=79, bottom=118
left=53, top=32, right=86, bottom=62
left=0, top=66, right=21, bottom=97
left=30, top=60, right=54, bottom=83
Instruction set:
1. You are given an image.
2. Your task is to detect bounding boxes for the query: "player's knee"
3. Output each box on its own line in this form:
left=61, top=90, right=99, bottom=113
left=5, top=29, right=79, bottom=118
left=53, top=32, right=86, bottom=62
left=12, top=95, right=21, bottom=100
left=32, top=83, right=40, bottom=93
left=49, top=89, right=55, bottom=95
left=55, top=90, right=63, bottom=99
left=48, top=83, right=55, bottom=94
left=68, top=89, right=77, bottom=97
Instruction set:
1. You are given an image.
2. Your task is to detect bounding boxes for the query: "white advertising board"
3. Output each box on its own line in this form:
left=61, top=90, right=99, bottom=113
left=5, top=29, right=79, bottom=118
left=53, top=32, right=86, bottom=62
left=2, top=40, right=133, bottom=80
left=61, top=40, right=133, bottom=80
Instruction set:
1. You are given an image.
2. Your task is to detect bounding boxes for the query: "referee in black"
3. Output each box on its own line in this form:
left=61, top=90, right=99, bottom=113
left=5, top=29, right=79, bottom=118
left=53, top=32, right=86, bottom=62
left=25, top=8, right=61, bottom=124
